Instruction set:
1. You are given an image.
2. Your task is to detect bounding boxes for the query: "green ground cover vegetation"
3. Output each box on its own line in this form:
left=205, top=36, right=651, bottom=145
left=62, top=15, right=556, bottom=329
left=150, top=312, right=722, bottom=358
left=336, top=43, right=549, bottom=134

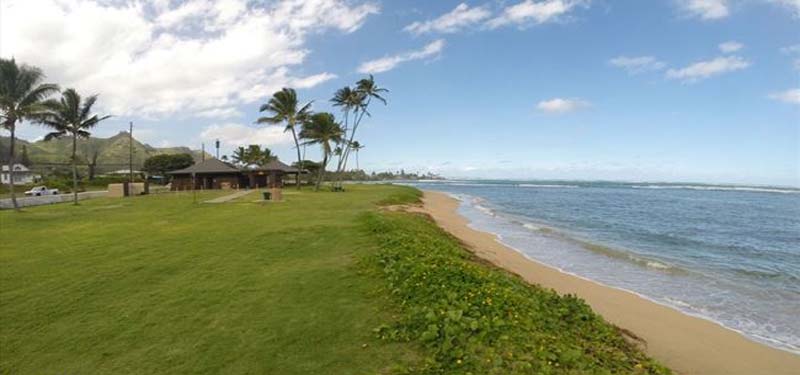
left=0, top=185, right=668, bottom=374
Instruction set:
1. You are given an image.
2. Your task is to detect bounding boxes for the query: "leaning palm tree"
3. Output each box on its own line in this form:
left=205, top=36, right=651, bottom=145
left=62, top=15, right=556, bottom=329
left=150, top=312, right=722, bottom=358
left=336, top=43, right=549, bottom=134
left=39, top=89, right=110, bottom=205
left=299, top=112, right=343, bottom=191
left=337, top=75, right=388, bottom=187
left=256, top=88, right=312, bottom=190
left=351, top=141, right=364, bottom=170
left=0, top=58, right=59, bottom=211
left=330, top=86, right=364, bottom=187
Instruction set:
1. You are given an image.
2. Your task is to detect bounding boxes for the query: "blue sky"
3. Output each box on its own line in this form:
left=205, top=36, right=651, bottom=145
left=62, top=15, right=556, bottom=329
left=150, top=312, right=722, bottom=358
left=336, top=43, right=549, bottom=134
left=1, top=0, right=799, bottom=186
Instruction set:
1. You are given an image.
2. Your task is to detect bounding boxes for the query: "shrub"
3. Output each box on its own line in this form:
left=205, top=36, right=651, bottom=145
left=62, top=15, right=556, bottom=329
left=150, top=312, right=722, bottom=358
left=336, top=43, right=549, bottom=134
left=360, top=212, right=670, bottom=375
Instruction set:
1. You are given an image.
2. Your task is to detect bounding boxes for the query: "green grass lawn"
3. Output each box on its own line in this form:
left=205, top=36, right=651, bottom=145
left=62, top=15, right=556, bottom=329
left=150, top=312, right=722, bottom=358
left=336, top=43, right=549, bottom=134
left=1, top=185, right=667, bottom=374
left=0, top=185, right=419, bottom=374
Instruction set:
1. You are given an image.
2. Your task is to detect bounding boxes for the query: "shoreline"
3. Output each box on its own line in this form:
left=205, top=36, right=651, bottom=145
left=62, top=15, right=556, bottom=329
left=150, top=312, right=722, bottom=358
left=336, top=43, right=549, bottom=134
left=418, top=190, right=800, bottom=375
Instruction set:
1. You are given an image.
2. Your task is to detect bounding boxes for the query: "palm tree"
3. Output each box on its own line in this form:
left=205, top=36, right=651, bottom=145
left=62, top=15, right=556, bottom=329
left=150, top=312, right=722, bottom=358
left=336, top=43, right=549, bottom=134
left=232, top=145, right=277, bottom=166
left=332, top=75, right=387, bottom=188
left=299, top=112, right=343, bottom=191
left=39, top=89, right=110, bottom=205
left=256, top=88, right=312, bottom=190
left=0, top=58, right=59, bottom=211
left=231, top=146, right=247, bottom=165
left=351, top=141, right=364, bottom=170
left=331, top=87, right=364, bottom=170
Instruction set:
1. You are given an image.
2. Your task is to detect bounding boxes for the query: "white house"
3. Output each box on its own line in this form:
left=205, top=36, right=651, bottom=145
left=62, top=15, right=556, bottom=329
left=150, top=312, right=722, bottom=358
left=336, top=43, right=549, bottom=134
left=1, top=164, right=39, bottom=185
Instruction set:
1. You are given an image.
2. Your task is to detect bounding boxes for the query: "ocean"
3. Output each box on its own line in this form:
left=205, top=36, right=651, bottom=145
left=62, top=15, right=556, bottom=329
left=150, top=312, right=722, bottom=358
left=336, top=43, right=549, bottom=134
left=401, top=180, right=800, bottom=354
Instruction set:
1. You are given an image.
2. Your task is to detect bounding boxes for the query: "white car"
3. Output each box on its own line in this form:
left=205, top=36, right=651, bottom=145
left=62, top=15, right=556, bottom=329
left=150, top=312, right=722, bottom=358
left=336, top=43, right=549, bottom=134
left=24, top=186, right=60, bottom=196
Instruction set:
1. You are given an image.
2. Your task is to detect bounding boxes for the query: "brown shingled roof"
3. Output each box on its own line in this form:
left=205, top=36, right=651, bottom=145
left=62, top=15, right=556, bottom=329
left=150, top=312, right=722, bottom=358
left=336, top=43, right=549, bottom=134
left=168, top=158, right=240, bottom=175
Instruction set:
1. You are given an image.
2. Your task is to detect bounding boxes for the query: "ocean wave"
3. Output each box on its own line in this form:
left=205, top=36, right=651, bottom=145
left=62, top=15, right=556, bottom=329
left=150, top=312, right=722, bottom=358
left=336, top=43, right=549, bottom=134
left=444, top=182, right=494, bottom=187
left=455, top=191, right=800, bottom=354
left=578, top=241, right=682, bottom=273
left=631, top=185, right=800, bottom=194
left=517, top=184, right=579, bottom=188
left=464, top=197, right=683, bottom=274
left=522, top=222, right=540, bottom=231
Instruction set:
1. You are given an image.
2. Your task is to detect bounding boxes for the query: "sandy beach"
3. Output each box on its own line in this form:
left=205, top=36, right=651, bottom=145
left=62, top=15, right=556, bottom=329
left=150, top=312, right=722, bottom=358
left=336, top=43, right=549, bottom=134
left=418, top=190, right=800, bottom=375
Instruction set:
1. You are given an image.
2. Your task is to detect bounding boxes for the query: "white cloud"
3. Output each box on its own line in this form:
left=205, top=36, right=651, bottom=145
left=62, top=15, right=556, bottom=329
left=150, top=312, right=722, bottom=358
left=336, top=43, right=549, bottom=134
left=195, top=107, right=243, bottom=119
left=404, top=3, right=492, bottom=34
left=768, top=88, right=800, bottom=104
left=676, top=0, right=730, bottom=20
left=0, top=0, right=378, bottom=119
left=357, top=39, right=445, bottom=74
left=769, top=0, right=800, bottom=16
left=666, top=56, right=750, bottom=82
left=718, top=41, right=744, bottom=53
left=536, top=98, right=590, bottom=113
left=780, top=44, right=800, bottom=70
left=608, top=56, right=667, bottom=74
left=487, top=0, right=589, bottom=28
left=781, top=44, right=800, bottom=54
left=200, top=123, right=294, bottom=146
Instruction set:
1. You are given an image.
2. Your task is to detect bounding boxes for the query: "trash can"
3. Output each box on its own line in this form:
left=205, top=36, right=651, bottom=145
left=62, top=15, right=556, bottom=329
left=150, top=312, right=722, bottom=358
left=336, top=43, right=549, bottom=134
left=263, top=191, right=271, bottom=200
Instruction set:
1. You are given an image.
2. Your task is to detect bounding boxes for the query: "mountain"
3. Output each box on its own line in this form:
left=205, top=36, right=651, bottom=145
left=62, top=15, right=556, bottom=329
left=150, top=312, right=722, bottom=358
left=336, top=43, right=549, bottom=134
left=0, top=132, right=208, bottom=169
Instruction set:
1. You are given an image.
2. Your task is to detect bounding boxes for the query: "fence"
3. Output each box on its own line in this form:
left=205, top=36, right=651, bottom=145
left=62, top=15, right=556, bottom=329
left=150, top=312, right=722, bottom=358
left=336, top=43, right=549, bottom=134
left=0, top=191, right=108, bottom=209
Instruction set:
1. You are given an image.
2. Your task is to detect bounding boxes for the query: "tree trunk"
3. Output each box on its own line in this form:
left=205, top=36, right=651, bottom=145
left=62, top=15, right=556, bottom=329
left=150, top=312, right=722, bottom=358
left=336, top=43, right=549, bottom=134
left=88, top=163, right=96, bottom=181
left=7, top=124, right=19, bottom=211
left=290, top=124, right=302, bottom=190
left=315, top=152, right=327, bottom=191
left=337, top=98, right=370, bottom=189
left=333, top=110, right=349, bottom=180
left=72, top=134, right=78, bottom=205
left=88, top=152, right=98, bottom=180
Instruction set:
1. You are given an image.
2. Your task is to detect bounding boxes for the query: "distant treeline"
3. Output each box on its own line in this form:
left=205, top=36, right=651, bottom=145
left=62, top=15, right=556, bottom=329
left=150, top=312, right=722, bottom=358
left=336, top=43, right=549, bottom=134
left=288, top=161, right=442, bottom=181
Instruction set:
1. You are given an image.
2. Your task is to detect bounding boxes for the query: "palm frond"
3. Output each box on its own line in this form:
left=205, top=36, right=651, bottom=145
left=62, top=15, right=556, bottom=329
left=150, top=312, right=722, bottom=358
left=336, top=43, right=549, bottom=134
left=79, top=94, right=99, bottom=121
left=43, top=131, right=66, bottom=141
left=255, top=115, right=282, bottom=124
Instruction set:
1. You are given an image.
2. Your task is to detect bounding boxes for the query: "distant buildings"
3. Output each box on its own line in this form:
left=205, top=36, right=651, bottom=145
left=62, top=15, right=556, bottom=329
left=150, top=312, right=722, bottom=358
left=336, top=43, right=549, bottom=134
left=1, top=164, right=39, bottom=185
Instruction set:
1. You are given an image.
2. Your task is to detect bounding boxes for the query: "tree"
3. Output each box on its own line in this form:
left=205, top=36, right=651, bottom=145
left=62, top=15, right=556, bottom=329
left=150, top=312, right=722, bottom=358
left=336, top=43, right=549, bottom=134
left=231, top=146, right=248, bottom=165
left=292, top=160, right=322, bottom=177
left=143, top=153, right=194, bottom=180
left=83, top=140, right=101, bottom=180
left=299, top=112, right=343, bottom=191
left=39, top=89, right=110, bottom=205
left=0, top=58, right=59, bottom=211
left=20, top=145, right=31, bottom=166
left=256, top=88, right=312, bottom=190
left=231, top=145, right=276, bottom=166
left=331, top=75, right=387, bottom=189
left=350, top=141, right=364, bottom=170
left=330, top=86, right=364, bottom=186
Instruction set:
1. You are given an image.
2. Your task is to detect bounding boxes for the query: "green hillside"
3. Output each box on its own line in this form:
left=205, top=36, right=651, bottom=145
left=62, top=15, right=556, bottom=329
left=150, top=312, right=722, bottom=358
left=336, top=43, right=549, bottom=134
left=0, top=132, right=206, bottom=169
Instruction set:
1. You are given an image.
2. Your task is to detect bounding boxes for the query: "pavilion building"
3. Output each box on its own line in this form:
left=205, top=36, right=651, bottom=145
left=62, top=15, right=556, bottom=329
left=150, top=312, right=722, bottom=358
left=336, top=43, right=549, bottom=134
left=168, top=158, right=305, bottom=190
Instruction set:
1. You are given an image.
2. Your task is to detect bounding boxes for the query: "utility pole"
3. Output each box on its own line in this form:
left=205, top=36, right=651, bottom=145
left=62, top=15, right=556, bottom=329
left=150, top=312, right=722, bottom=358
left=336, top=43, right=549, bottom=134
left=215, top=139, right=220, bottom=159
left=129, top=121, right=134, bottom=189
left=201, top=143, right=205, bottom=162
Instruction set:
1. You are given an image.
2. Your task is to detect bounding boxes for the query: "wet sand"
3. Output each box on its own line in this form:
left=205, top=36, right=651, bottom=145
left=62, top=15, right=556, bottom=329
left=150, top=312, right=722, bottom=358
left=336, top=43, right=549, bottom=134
left=418, top=190, right=800, bottom=375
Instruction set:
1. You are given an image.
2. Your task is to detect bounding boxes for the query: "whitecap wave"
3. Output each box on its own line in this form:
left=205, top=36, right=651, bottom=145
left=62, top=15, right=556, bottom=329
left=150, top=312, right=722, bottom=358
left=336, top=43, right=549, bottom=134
left=522, top=223, right=541, bottom=231
left=518, top=184, right=579, bottom=188
left=631, top=185, right=799, bottom=194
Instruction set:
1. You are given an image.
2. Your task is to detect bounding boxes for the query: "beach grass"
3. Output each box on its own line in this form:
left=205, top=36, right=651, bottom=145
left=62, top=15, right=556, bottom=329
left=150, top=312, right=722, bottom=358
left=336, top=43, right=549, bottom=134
left=361, top=211, right=670, bottom=374
left=1, top=184, right=668, bottom=374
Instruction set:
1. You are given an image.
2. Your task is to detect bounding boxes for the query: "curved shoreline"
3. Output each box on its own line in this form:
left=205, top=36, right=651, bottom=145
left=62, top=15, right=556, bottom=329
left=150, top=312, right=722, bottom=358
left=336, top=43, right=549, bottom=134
left=419, top=190, right=800, bottom=375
